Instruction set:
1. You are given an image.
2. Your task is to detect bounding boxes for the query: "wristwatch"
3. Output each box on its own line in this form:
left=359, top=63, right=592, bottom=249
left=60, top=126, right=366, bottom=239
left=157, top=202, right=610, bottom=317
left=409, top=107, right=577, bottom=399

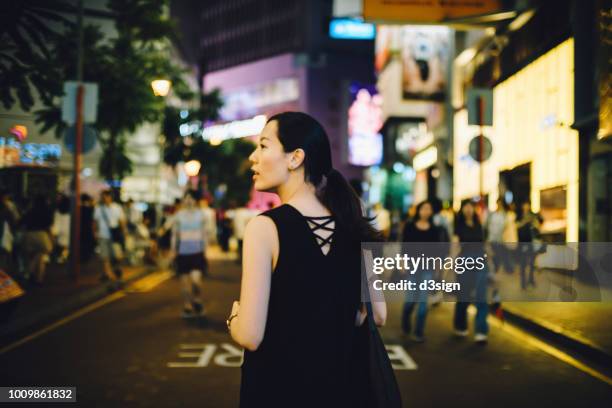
left=226, top=313, right=238, bottom=331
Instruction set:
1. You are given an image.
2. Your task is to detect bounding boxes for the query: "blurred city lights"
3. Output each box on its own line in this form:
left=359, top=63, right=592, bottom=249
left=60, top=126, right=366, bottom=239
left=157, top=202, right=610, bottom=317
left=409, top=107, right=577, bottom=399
left=151, top=79, right=171, bottom=96
left=202, top=115, right=267, bottom=142
left=393, top=162, right=406, bottom=173
left=184, top=160, right=201, bottom=177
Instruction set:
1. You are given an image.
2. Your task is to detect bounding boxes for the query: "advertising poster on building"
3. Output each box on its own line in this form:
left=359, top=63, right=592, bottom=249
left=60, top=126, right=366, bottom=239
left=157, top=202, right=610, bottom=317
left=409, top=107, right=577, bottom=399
left=347, top=83, right=383, bottom=166
left=376, top=25, right=450, bottom=101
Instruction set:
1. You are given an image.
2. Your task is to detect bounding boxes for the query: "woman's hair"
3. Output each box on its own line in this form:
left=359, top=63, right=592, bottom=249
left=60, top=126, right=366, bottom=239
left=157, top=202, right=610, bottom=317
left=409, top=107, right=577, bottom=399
left=413, top=200, right=433, bottom=223
left=184, top=189, right=200, bottom=201
left=455, top=200, right=481, bottom=230
left=268, top=112, right=380, bottom=242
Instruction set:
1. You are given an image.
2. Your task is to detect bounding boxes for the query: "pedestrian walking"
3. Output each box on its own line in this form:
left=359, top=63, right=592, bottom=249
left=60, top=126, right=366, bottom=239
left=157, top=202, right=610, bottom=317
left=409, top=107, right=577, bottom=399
left=229, top=112, right=397, bottom=407
left=218, top=203, right=235, bottom=252
left=486, top=198, right=512, bottom=273
left=453, top=200, right=489, bottom=344
left=516, top=201, right=542, bottom=289
left=401, top=200, right=444, bottom=341
left=0, top=190, right=19, bottom=273
left=157, top=205, right=176, bottom=264
left=232, top=203, right=256, bottom=264
left=93, top=190, right=126, bottom=283
left=51, top=194, right=71, bottom=264
left=199, top=198, right=217, bottom=245
left=171, top=190, right=207, bottom=318
left=21, top=195, right=54, bottom=285
left=80, top=194, right=96, bottom=263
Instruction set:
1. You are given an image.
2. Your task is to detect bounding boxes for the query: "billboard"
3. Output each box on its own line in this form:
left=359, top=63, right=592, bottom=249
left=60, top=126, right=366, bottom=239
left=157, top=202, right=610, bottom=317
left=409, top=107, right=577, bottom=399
left=347, top=84, right=383, bottom=166
left=376, top=25, right=450, bottom=101
left=364, top=0, right=502, bottom=24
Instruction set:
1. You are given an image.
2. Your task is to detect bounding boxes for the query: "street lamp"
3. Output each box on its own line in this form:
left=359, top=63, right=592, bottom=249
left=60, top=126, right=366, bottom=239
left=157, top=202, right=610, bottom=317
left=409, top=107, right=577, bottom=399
left=151, top=79, right=172, bottom=96
left=184, top=160, right=201, bottom=177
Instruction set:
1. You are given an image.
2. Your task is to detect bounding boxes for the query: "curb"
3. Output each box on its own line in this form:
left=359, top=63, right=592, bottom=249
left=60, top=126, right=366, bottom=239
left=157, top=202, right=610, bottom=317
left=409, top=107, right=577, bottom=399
left=499, top=305, right=612, bottom=371
left=0, top=266, right=155, bottom=347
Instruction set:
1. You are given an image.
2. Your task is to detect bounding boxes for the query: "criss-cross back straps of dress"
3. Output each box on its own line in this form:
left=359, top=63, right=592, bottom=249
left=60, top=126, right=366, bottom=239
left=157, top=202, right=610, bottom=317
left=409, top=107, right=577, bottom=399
left=304, top=215, right=335, bottom=253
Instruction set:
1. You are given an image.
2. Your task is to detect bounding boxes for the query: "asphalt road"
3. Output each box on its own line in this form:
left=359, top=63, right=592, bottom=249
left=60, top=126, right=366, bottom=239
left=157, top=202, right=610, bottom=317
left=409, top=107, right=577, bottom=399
left=1, top=256, right=611, bottom=407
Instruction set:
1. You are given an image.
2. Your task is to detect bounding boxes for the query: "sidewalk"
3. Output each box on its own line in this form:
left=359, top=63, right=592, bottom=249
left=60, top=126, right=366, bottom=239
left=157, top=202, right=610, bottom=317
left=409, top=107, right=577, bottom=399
left=500, top=302, right=612, bottom=367
left=0, top=258, right=153, bottom=346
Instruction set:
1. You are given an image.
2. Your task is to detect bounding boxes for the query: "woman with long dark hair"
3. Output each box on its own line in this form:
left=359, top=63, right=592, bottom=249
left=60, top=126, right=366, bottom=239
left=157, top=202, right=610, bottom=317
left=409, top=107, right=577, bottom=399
left=401, top=199, right=443, bottom=341
left=228, top=112, right=389, bottom=407
left=453, top=200, right=489, bottom=343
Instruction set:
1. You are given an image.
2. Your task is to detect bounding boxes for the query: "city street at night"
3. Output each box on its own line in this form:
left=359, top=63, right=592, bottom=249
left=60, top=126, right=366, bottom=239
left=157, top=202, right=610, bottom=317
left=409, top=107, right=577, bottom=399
left=1, top=0, right=611, bottom=406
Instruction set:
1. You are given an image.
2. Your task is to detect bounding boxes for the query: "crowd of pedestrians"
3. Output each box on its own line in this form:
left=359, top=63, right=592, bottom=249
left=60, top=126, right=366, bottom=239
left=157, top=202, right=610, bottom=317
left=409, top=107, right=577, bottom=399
left=0, top=189, right=158, bottom=289
left=370, top=195, right=542, bottom=345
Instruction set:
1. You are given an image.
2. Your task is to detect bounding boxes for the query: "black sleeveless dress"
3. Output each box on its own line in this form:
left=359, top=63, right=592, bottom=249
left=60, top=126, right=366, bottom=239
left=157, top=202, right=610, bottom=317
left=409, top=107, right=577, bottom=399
left=240, top=204, right=362, bottom=408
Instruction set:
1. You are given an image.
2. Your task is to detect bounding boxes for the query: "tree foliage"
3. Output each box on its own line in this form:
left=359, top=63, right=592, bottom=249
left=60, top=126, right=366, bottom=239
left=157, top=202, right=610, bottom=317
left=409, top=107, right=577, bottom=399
left=0, top=0, right=74, bottom=111
left=162, top=93, right=254, bottom=207
left=3, top=0, right=194, bottom=182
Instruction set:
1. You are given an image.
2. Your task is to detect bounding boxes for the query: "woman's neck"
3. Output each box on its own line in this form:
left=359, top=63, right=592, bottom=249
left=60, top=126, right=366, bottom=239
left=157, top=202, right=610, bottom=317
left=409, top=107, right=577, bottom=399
left=277, top=177, right=314, bottom=204
left=277, top=178, right=327, bottom=215
left=415, top=219, right=430, bottom=230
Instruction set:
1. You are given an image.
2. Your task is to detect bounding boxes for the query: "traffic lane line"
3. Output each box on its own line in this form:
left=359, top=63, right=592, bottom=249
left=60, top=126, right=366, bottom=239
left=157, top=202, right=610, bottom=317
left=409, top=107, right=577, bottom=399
left=0, top=270, right=173, bottom=355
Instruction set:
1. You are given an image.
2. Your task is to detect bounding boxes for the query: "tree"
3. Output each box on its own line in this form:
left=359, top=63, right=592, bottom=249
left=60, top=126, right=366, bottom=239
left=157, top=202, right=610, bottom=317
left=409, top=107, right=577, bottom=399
left=0, top=0, right=74, bottom=111
left=162, top=95, right=255, bottom=207
left=10, top=0, right=193, bottom=182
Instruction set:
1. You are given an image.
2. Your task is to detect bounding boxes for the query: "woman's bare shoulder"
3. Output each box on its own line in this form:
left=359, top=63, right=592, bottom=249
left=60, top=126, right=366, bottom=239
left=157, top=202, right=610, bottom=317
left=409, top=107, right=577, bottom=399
left=245, top=215, right=278, bottom=240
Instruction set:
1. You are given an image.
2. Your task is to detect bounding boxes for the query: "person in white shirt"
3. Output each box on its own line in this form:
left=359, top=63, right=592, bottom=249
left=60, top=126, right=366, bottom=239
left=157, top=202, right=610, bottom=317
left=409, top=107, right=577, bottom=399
left=486, top=198, right=512, bottom=273
left=52, top=194, right=71, bottom=264
left=199, top=198, right=217, bottom=245
left=93, top=190, right=127, bottom=283
left=232, top=205, right=257, bottom=264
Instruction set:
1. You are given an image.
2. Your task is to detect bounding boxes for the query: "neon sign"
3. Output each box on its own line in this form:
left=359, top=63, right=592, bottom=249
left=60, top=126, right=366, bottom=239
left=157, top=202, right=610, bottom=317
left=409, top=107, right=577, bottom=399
left=330, top=19, right=375, bottom=40
left=0, top=137, right=62, bottom=165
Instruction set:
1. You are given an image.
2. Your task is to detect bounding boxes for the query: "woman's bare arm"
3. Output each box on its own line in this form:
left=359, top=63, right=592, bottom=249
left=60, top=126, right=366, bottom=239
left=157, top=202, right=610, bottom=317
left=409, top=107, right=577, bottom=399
left=355, top=249, right=387, bottom=327
left=229, top=216, right=278, bottom=351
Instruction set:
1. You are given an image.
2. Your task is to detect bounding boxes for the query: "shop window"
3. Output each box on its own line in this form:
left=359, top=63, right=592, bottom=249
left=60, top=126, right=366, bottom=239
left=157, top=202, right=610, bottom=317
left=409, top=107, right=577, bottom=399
left=539, top=186, right=567, bottom=242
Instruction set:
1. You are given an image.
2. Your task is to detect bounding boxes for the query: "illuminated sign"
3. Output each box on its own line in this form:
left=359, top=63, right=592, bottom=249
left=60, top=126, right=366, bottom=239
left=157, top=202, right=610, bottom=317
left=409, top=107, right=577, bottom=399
left=9, top=125, right=27, bottom=141
left=0, top=137, right=62, bottom=166
left=329, top=18, right=375, bottom=40
left=363, top=0, right=502, bottom=24
left=201, top=115, right=267, bottom=143
left=220, top=78, right=299, bottom=121
left=412, top=146, right=437, bottom=171
left=348, top=85, right=383, bottom=166
left=395, top=122, right=432, bottom=159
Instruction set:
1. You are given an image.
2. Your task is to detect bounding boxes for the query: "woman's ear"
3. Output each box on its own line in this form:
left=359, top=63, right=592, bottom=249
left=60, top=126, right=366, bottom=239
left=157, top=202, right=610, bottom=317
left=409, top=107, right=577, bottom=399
left=288, top=148, right=305, bottom=170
